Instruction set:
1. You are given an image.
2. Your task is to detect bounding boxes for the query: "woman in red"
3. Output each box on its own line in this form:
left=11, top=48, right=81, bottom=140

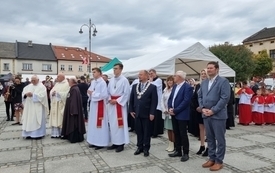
left=237, top=81, right=254, bottom=125
left=264, top=89, right=275, bottom=125
left=251, top=88, right=265, bottom=125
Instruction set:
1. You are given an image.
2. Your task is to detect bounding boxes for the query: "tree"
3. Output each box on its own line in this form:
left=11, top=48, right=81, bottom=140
left=209, top=43, right=255, bottom=82
left=252, top=50, right=273, bottom=78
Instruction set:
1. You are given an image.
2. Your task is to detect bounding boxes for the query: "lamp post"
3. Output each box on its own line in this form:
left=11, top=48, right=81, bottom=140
left=79, top=18, right=97, bottom=73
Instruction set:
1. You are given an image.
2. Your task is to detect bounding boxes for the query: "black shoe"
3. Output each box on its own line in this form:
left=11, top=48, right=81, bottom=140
left=107, top=145, right=117, bottom=150
left=95, top=146, right=104, bottom=150
left=12, top=122, right=20, bottom=125
left=134, top=148, right=143, bottom=155
left=202, top=148, right=208, bottom=157
left=129, top=129, right=134, bottom=132
left=10, top=119, right=14, bottom=121
left=144, top=150, right=149, bottom=157
left=25, top=136, right=32, bottom=139
left=33, top=137, right=43, bottom=140
left=181, top=154, right=189, bottom=162
left=6, top=119, right=10, bottom=121
left=151, top=135, right=158, bottom=138
left=168, top=151, right=182, bottom=157
left=89, top=145, right=96, bottom=148
left=226, top=127, right=231, bottom=130
left=115, top=145, right=124, bottom=153
left=196, top=146, right=205, bottom=155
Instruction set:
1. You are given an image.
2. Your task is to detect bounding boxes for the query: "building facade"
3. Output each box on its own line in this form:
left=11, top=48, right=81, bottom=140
left=52, top=45, right=110, bottom=76
left=16, top=41, right=58, bottom=75
left=0, top=42, right=16, bottom=75
left=243, top=27, right=275, bottom=73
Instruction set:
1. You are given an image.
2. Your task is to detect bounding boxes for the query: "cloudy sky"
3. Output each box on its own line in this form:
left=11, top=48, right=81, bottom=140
left=0, top=0, right=274, bottom=59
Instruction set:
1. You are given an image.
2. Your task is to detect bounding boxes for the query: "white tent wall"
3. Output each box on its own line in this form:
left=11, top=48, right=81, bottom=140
left=104, top=42, right=235, bottom=79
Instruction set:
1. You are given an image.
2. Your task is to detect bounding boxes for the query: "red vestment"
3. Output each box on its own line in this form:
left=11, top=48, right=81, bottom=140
left=264, top=95, right=275, bottom=124
left=237, top=87, right=254, bottom=125
left=251, top=95, right=265, bottom=125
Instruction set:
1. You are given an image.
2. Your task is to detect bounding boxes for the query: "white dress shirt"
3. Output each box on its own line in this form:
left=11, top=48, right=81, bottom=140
left=172, top=81, right=185, bottom=107
left=208, top=75, right=218, bottom=91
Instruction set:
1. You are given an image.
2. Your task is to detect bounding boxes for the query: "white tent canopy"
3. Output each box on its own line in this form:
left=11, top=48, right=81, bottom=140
left=104, top=42, right=235, bottom=79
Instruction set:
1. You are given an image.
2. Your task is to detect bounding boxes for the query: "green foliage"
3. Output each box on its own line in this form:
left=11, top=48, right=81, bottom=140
left=209, top=44, right=255, bottom=81
left=252, top=50, right=273, bottom=77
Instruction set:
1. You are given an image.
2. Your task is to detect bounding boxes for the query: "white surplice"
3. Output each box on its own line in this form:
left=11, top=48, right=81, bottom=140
left=87, top=77, right=110, bottom=146
left=107, top=75, right=130, bottom=145
left=151, top=78, right=162, bottom=111
left=22, top=82, right=48, bottom=138
left=49, top=79, right=70, bottom=137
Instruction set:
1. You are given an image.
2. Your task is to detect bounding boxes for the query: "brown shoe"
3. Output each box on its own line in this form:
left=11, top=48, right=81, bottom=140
left=202, top=160, right=215, bottom=168
left=210, top=163, right=223, bottom=171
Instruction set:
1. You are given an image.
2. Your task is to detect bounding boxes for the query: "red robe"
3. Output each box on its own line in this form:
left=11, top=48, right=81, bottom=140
left=251, top=95, right=265, bottom=125
left=264, top=95, right=275, bottom=124
left=237, top=87, right=254, bottom=125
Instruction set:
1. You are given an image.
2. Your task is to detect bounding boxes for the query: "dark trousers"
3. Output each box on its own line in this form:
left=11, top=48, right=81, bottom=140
left=48, top=98, right=51, bottom=112
left=172, top=116, right=189, bottom=154
left=82, top=97, right=88, bottom=119
left=235, top=98, right=240, bottom=116
left=152, top=110, right=164, bottom=136
left=5, top=101, right=14, bottom=120
left=135, top=116, right=152, bottom=151
left=128, top=113, right=135, bottom=130
left=204, top=118, right=226, bottom=164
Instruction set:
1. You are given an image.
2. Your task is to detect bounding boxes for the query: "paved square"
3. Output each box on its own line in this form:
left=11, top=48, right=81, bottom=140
left=44, top=156, right=96, bottom=173
left=0, top=131, right=22, bottom=139
left=0, top=139, right=31, bottom=149
left=170, top=158, right=232, bottom=173
left=0, top=165, right=30, bottom=173
left=0, top=149, right=31, bottom=164
left=247, top=148, right=275, bottom=161
left=99, top=149, right=149, bottom=167
left=43, top=143, right=84, bottom=158
left=121, top=166, right=166, bottom=173
left=241, top=134, right=275, bottom=144
left=226, top=137, right=256, bottom=148
left=224, top=153, right=272, bottom=171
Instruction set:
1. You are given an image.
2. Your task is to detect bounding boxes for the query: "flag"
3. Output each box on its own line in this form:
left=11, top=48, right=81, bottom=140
left=82, top=57, right=88, bottom=64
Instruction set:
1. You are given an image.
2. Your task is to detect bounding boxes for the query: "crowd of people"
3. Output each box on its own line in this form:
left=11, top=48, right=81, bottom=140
left=0, top=61, right=248, bottom=171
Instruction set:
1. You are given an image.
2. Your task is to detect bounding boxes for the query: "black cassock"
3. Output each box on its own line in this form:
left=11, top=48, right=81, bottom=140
left=61, top=85, right=86, bottom=143
left=226, top=87, right=235, bottom=128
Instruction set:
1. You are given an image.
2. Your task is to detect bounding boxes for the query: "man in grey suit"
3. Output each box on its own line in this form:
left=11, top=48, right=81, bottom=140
left=197, top=61, right=230, bottom=171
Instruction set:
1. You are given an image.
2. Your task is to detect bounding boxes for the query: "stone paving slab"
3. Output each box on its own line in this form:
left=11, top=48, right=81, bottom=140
left=247, top=148, right=275, bottom=162
left=0, top=149, right=31, bottom=164
left=0, top=165, right=30, bottom=173
left=226, top=137, right=256, bottom=148
left=0, top=138, right=31, bottom=149
left=224, top=152, right=272, bottom=171
left=0, top=131, right=22, bottom=139
left=240, top=134, right=275, bottom=144
left=43, top=143, right=84, bottom=158
left=99, top=149, right=149, bottom=167
left=121, top=166, right=167, bottom=173
left=44, top=156, right=97, bottom=173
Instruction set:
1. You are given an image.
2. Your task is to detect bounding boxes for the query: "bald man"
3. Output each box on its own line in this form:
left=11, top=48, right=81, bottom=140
left=21, top=75, right=49, bottom=139
left=129, top=70, right=158, bottom=157
left=49, top=74, right=70, bottom=138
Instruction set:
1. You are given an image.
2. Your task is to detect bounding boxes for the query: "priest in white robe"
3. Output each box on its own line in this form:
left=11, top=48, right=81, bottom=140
left=49, top=74, right=70, bottom=138
left=107, top=63, right=130, bottom=152
left=22, top=75, right=48, bottom=139
left=87, top=68, right=109, bottom=150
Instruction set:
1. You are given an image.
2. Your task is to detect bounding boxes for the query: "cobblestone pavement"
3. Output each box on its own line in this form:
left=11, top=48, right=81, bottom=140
left=1, top=96, right=275, bottom=173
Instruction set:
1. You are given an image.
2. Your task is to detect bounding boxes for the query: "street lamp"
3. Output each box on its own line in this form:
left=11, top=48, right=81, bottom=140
left=79, top=18, right=97, bottom=73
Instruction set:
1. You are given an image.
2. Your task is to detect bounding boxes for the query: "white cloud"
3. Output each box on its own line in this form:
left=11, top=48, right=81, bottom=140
left=0, top=0, right=274, bottom=59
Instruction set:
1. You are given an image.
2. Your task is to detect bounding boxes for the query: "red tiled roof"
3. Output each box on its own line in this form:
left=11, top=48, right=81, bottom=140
left=52, top=45, right=111, bottom=62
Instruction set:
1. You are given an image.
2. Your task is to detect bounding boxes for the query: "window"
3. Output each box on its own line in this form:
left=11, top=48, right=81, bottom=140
left=68, top=65, right=73, bottom=71
left=271, top=41, right=274, bottom=44
left=79, top=65, right=83, bottom=72
left=22, top=63, right=33, bottom=71
left=3, top=63, right=9, bottom=71
left=42, top=64, right=52, bottom=71
left=270, top=49, right=275, bottom=59
left=60, top=65, right=65, bottom=71
left=259, top=43, right=263, bottom=45
left=249, top=44, right=253, bottom=47
left=87, top=65, right=90, bottom=72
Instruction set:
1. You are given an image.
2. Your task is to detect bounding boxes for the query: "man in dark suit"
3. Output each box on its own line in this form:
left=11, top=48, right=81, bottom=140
left=168, top=71, right=193, bottom=162
left=129, top=70, right=158, bottom=157
left=198, top=61, right=230, bottom=171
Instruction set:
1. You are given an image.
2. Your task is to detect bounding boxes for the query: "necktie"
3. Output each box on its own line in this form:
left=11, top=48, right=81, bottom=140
left=142, top=83, right=145, bottom=90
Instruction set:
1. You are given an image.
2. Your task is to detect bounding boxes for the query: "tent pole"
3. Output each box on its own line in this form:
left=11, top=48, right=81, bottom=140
left=178, top=59, right=200, bottom=76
